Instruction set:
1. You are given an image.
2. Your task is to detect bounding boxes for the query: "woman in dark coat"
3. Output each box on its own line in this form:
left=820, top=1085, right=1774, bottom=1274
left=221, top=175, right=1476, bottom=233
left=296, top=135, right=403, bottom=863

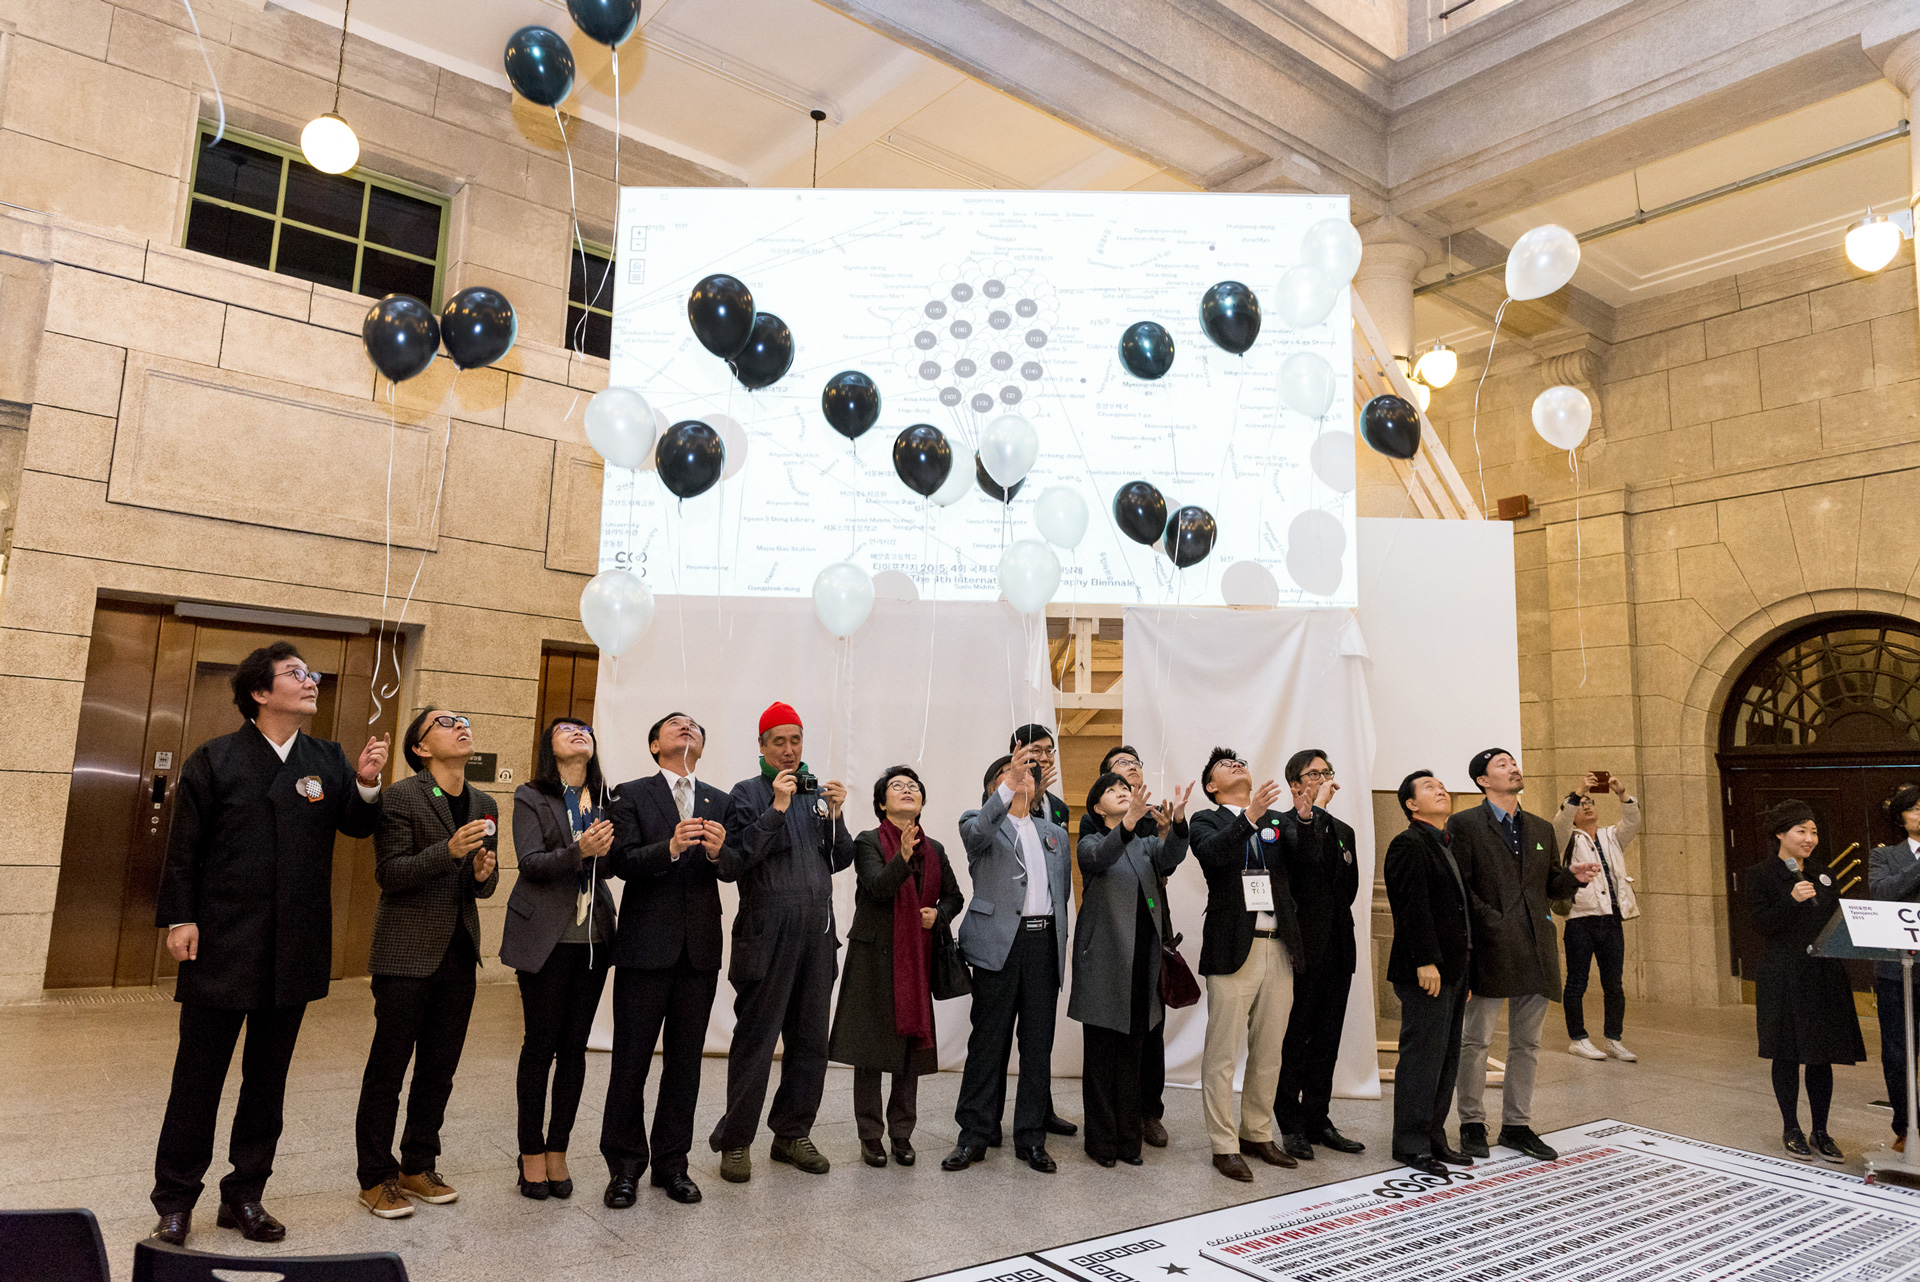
left=502, top=717, right=618, bottom=1200
left=1745, top=799, right=1865, bottom=1164
left=827, top=764, right=963, bottom=1168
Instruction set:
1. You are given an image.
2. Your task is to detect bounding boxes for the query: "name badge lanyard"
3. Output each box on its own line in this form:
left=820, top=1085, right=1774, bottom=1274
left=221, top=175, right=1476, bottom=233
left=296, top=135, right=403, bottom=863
left=1242, top=829, right=1276, bottom=914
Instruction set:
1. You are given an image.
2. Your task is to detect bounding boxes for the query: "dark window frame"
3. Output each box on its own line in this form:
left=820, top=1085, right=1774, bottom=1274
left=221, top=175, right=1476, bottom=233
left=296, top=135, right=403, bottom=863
left=567, top=238, right=615, bottom=359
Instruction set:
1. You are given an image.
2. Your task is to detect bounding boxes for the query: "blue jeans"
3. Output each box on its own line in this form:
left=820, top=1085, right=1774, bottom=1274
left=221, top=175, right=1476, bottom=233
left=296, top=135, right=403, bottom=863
left=1563, top=915, right=1625, bottom=1041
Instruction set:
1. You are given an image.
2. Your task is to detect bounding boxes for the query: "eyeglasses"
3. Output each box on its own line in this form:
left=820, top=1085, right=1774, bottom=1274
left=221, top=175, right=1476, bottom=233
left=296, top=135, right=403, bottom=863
left=278, top=666, right=324, bottom=686
left=1026, top=744, right=1057, bottom=758
left=886, top=778, right=924, bottom=794
left=430, top=715, right=471, bottom=730
left=1108, top=755, right=1141, bottom=771
left=559, top=724, right=594, bottom=737
left=1300, top=769, right=1335, bottom=784
left=1219, top=757, right=1248, bottom=769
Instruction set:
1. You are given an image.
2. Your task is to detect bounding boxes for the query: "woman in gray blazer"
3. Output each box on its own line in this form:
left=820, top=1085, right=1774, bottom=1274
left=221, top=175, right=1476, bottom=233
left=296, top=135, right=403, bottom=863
left=503, top=717, right=617, bottom=1200
left=1071, top=771, right=1192, bottom=1166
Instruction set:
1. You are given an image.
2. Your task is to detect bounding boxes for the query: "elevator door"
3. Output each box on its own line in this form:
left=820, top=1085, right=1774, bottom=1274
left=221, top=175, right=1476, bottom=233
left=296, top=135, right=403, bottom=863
left=43, top=602, right=401, bottom=989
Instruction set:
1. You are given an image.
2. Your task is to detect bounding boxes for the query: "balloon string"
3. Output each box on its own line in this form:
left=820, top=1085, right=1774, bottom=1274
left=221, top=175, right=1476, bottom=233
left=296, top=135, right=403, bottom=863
left=918, top=504, right=937, bottom=764
left=382, top=368, right=459, bottom=708
left=577, top=51, right=618, bottom=330
left=555, top=106, right=593, bottom=358
left=1570, top=445, right=1587, bottom=689
left=1467, top=297, right=1511, bottom=517
left=179, top=0, right=225, bottom=146
left=370, top=379, right=397, bottom=726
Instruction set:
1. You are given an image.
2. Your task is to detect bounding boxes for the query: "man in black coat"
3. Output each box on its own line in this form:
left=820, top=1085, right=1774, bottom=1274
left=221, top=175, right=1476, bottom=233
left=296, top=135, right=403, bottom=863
left=598, top=712, right=739, bottom=1208
left=1384, top=771, right=1475, bottom=1176
left=1273, top=748, right=1364, bottom=1160
left=1449, top=748, right=1593, bottom=1162
left=149, top=642, right=388, bottom=1246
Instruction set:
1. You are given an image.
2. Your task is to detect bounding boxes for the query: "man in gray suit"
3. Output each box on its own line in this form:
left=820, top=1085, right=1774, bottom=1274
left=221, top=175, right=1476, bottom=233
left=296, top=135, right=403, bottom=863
left=1870, top=782, right=1920, bottom=1153
left=943, top=744, right=1073, bottom=1173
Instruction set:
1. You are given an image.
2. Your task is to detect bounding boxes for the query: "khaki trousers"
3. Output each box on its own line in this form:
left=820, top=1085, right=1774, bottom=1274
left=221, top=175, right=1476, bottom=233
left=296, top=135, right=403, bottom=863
left=1201, top=938, right=1294, bottom=1155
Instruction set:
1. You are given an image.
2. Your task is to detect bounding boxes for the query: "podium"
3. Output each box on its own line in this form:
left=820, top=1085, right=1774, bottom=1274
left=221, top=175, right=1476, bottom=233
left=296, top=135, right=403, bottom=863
left=1813, top=901, right=1919, bottom=1184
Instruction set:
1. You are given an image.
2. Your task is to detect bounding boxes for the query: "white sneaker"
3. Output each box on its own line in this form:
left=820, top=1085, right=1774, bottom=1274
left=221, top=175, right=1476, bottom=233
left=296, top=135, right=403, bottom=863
left=1569, top=1039, right=1607, bottom=1060
left=1607, top=1040, right=1637, bottom=1062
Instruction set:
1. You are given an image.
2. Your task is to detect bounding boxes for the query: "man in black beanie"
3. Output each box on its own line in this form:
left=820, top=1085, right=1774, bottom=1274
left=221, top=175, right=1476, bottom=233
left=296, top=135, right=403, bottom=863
left=1448, top=748, right=1594, bottom=1162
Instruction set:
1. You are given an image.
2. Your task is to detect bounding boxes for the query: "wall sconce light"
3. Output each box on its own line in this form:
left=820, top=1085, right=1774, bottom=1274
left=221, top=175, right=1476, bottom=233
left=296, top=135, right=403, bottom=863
left=1845, top=209, right=1913, bottom=273
left=1413, top=340, right=1457, bottom=389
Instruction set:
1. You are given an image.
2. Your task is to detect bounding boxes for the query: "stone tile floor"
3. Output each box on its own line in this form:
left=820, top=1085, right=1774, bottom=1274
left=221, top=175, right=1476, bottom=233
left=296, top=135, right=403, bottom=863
left=0, top=982, right=1896, bottom=1281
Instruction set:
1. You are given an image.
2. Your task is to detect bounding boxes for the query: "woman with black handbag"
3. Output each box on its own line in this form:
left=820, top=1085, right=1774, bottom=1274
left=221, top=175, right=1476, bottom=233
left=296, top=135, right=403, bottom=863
left=828, top=765, right=964, bottom=1168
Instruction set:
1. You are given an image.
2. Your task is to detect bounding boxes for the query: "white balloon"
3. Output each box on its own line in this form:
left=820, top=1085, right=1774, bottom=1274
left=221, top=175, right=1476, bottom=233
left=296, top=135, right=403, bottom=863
left=812, top=562, right=875, bottom=638
left=1531, top=384, right=1592, bottom=450
left=929, top=462, right=971, bottom=508
left=1278, top=351, right=1335, bottom=419
left=979, top=414, right=1038, bottom=489
left=1300, top=218, right=1362, bottom=283
left=998, top=538, right=1061, bottom=615
left=1505, top=224, right=1581, bottom=301
left=579, top=569, right=654, bottom=656
left=584, top=387, right=656, bottom=469
left=1273, top=264, right=1340, bottom=331
left=1032, top=485, right=1089, bottom=549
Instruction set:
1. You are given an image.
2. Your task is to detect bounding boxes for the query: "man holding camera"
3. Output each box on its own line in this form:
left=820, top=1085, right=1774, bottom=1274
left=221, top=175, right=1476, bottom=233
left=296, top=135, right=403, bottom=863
left=1553, top=771, right=1641, bottom=1063
left=710, top=703, right=853, bottom=1182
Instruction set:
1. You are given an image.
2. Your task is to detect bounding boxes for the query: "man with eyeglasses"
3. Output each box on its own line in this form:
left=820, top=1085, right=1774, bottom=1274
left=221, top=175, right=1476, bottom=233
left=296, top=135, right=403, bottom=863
left=150, top=642, right=390, bottom=1246
left=1272, top=749, right=1364, bottom=1161
left=1011, top=724, right=1072, bottom=830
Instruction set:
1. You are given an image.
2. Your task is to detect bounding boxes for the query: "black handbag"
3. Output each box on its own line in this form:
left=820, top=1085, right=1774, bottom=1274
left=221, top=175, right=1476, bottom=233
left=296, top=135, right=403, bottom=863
left=1159, top=931, right=1201, bottom=1009
left=930, top=920, right=972, bottom=1000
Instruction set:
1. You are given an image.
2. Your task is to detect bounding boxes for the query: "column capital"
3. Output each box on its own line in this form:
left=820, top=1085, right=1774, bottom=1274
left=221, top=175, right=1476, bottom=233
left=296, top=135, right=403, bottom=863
left=1873, top=32, right=1920, bottom=97
left=1355, top=215, right=1442, bottom=282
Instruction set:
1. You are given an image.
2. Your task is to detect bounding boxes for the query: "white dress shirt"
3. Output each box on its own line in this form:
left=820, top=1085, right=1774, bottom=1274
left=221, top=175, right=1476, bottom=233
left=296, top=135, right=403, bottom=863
left=996, top=783, right=1052, bottom=917
left=1223, top=802, right=1275, bottom=929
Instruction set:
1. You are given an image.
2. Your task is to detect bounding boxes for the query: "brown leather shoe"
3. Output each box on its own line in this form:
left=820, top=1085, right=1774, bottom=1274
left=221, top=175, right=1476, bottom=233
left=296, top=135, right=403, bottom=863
left=1212, top=1152, right=1254, bottom=1182
left=1142, top=1116, right=1169, bottom=1148
left=398, top=1170, right=458, bottom=1204
left=1240, top=1138, right=1299, bottom=1169
left=150, top=1211, right=190, bottom=1245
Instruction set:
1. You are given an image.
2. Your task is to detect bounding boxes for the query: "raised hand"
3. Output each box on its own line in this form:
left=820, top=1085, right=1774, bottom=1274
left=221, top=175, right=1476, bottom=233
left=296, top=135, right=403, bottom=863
left=473, top=848, right=497, bottom=882
left=1122, top=785, right=1152, bottom=831
left=579, top=818, right=615, bottom=860
left=668, top=817, right=706, bottom=858
left=357, top=734, right=390, bottom=786
left=1249, top=779, right=1282, bottom=824
left=1315, top=778, right=1339, bottom=809
left=897, top=819, right=919, bottom=859
left=823, top=780, right=847, bottom=819
left=1170, top=781, right=1195, bottom=823
left=700, top=818, right=728, bottom=861
left=1791, top=879, right=1817, bottom=903
left=771, top=769, right=797, bottom=812
left=449, top=818, right=489, bottom=859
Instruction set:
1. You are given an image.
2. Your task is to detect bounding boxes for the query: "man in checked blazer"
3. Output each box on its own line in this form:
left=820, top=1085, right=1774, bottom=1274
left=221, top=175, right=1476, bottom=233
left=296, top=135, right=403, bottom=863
left=598, top=712, right=740, bottom=1208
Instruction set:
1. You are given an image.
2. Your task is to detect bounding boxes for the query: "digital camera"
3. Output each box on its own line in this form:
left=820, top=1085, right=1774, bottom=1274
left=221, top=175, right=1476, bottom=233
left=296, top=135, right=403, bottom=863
left=794, top=768, right=819, bottom=795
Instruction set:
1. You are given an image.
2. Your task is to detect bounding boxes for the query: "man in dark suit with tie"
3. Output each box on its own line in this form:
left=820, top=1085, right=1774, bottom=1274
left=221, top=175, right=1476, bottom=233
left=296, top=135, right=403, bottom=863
left=1869, top=782, right=1920, bottom=1152
left=150, top=642, right=388, bottom=1246
left=599, top=712, right=738, bottom=1208
left=1449, top=747, right=1593, bottom=1162
left=1273, top=748, right=1364, bottom=1161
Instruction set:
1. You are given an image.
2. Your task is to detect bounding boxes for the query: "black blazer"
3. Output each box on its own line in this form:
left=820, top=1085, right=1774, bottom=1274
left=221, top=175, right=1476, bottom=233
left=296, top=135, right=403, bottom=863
left=604, top=771, right=740, bottom=971
left=1447, top=801, right=1578, bottom=999
left=156, top=724, right=379, bottom=1009
left=1746, top=855, right=1865, bottom=1065
left=1384, top=822, right=1472, bottom=987
left=1190, top=803, right=1304, bottom=976
left=1274, top=807, right=1359, bottom=974
left=500, top=783, right=618, bottom=973
left=368, top=771, right=500, bottom=978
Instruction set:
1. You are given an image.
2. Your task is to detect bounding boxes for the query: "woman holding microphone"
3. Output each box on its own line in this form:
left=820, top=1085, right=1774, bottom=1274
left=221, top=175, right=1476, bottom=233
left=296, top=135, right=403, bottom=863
left=503, top=717, right=617, bottom=1199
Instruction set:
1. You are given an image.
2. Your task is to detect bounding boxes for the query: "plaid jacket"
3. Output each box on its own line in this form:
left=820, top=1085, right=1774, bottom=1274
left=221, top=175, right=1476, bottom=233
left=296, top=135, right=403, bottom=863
left=368, top=770, right=500, bottom=977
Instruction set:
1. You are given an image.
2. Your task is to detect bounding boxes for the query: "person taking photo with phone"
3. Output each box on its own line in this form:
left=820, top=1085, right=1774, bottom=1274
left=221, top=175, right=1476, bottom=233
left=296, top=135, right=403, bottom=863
left=1553, top=771, right=1642, bottom=1063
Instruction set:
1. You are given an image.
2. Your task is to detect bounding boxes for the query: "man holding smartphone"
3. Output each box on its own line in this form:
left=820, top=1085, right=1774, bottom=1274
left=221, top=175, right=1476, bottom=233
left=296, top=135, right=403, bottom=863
left=1553, top=772, right=1642, bottom=1062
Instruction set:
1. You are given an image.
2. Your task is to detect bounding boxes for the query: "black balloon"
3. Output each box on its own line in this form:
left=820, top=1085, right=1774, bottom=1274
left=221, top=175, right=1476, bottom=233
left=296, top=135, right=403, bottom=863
left=1200, top=281, right=1261, bottom=355
left=1118, top=320, right=1174, bottom=379
left=1359, top=394, right=1421, bottom=460
left=976, top=454, right=1024, bottom=504
left=1164, top=505, right=1218, bottom=569
left=503, top=26, right=575, bottom=107
left=565, top=0, right=638, bottom=47
left=892, top=424, right=952, bottom=497
left=1112, top=481, right=1168, bottom=545
left=655, top=420, right=725, bottom=500
left=361, top=294, right=439, bottom=383
left=440, top=286, right=517, bottom=370
left=687, top=274, right=755, bottom=359
left=823, top=371, right=881, bottom=441
left=731, top=312, right=794, bottom=390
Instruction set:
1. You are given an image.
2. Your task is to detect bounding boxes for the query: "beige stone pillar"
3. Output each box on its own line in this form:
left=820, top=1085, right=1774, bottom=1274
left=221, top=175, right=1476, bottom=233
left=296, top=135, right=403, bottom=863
left=1355, top=215, right=1442, bottom=367
left=1880, top=34, right=1920, bottom=317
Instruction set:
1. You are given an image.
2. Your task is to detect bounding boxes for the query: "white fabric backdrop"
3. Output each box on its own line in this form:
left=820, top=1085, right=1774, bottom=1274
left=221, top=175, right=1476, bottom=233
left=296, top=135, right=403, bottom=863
left=586, top=596, right=1053, bottom=1070
left=1120, top=607, right=1382, bottom=1100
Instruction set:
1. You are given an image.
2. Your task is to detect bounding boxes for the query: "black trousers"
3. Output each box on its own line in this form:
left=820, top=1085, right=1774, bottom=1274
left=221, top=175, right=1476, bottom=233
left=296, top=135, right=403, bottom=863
left=600, top=953, right=720, bottom=1181
left=516, top=942, right=611, bottom=1155
left=1563, top=915, right=1626, bottom=1041
left=710, top=902, right=838, bottom=1150
left=355, top=932, right=478, bottom=1189
left=956, top=921, right=1059, bottom=1150
left=152, top=1002, right=307, bottom=1214
left=1392, top=978, right=1467, bottom=1161
left=1876, top=975, right=1911, bottom=1138
left=1139, top=1024, right=1166, bottom=1121
left=1276, top=955, right=1354, bottom=1137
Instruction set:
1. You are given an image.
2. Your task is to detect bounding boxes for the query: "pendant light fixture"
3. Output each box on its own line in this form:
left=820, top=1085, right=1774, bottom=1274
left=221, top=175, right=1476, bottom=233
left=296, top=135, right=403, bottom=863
left=301, top=0, right=360, bottom=174
left=1413, top=340, right=1458, bottom=389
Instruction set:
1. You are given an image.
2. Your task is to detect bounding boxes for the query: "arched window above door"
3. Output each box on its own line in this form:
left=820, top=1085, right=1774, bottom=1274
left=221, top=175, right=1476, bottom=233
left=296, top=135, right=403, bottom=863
left=1721, top=616, right=1920, bottom=752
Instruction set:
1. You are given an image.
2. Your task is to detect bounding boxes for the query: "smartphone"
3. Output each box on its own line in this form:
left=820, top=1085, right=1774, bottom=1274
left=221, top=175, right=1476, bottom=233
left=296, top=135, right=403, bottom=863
left=1031, top=764, right=1045, bottom=789
left=1590, top=770, right=1611, bottom=790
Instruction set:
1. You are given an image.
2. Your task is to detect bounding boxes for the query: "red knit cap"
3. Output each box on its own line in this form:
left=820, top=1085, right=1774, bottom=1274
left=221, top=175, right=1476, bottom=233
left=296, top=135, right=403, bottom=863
left=758, top=701, right=802, bottom=735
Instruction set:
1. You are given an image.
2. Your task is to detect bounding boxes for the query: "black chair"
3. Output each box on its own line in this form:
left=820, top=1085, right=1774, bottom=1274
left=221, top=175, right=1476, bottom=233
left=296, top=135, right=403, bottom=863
left=133, top=1239, right=409, bottom=1281
left=0, top=1208, right=110, bottom=1282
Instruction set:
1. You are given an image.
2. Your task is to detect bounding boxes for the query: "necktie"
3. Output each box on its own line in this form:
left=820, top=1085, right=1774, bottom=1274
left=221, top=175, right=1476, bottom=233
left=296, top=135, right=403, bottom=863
left=674, top=776, right=693, bottom=821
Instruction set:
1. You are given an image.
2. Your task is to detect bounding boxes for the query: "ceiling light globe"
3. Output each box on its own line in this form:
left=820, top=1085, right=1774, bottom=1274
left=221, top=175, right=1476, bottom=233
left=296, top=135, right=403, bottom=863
left=1413, top=341, right=1457, bottom=389
left=301, top=113, right=359, bottom=175
left=1845, top=215, right=1901, bottom=273
left=1412, top=380, right=1431, bottom=413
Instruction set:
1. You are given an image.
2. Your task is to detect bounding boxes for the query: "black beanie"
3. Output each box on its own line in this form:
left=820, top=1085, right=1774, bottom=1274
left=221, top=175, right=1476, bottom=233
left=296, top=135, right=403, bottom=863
left=1085, top=771, right=1128, bottom=817
left=1468, top=747, right=1515, bottom=791
left=1762, top=798, right=1815, bottom=837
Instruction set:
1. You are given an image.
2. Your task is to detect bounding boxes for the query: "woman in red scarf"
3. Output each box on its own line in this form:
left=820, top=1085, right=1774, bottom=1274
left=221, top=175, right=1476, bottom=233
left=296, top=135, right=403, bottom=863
left=828, top=765, right=964, bottom=1167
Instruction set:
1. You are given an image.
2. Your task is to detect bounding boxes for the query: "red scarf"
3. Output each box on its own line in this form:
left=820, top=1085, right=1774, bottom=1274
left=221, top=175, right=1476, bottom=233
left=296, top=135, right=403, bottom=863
left=880, top=818, right=941, bottom=1048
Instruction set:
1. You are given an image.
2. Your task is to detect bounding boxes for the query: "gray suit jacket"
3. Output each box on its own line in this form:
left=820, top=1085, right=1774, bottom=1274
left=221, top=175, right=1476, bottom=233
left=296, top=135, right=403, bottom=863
left=1869, top=839, right=1920, bottom=983
left=368, top=771, right=500, bottom=977
left=958, top=786, right=1071, bottom=977
left=1069, top=821, right=1189, bottom=1034
left=500, top=783, right=617, bottom=973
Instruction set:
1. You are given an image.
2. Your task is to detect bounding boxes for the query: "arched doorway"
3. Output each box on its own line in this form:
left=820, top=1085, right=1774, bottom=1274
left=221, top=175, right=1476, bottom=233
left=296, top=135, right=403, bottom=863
left=1717, top=614, right=1920, bottom=996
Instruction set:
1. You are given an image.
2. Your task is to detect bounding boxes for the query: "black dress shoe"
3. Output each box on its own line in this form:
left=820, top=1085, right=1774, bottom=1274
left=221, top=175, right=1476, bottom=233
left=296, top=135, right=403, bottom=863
left=1044, top=1114, right=1078, bottom=1137
left=150, top=1212, right=190, bottom=1245
left=1093, top=1154, right=1117, bottom=1168
left=891, top=1140, right=915, bottom=1167
left=1142, top=1116, right=1169, bottom=1148
left=603, top=1175, right=639, bottom=1208
left=1394, top=1152, right=1448, bottom=1177
left=1432, top=1144, right=1475, bottom=1167
left=1458, top=1122, right=1490, bottom=1158
left=518, top=1157, right=550, bottom=1200
left=941, top=1144, right=986, bottom=1171
left=1118, top=1154, right=1143, bottom=1166
left=215, top=1201, right=285, bottom=1243
left=1312, top=1126, right=1366, bottom=1154
left=656, top=1172, right=702, bottom=1204
left=1498, top=1126, right=1558, bottom=1162
left=1014, top=1144, right=1058, bottom=1173
left=1281, top=1132, right=1315, bottom=1161
left=862, top=1138, right=887, bottom=1167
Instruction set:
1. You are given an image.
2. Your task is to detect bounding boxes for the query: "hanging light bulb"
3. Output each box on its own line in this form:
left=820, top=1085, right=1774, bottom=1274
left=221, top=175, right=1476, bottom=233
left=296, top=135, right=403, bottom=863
left=301, top=0, right=358, bottom=175
left=1845, top=213, right=1902, bottom=273
left=1413, top=340, right=1457, bottom=389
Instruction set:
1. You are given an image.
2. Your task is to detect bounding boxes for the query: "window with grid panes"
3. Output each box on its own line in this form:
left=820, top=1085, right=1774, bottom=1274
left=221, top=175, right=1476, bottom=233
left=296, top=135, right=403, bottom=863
left=567, top=241, right=615, bottom=359
left=183, top=125, right=448, bottom=304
